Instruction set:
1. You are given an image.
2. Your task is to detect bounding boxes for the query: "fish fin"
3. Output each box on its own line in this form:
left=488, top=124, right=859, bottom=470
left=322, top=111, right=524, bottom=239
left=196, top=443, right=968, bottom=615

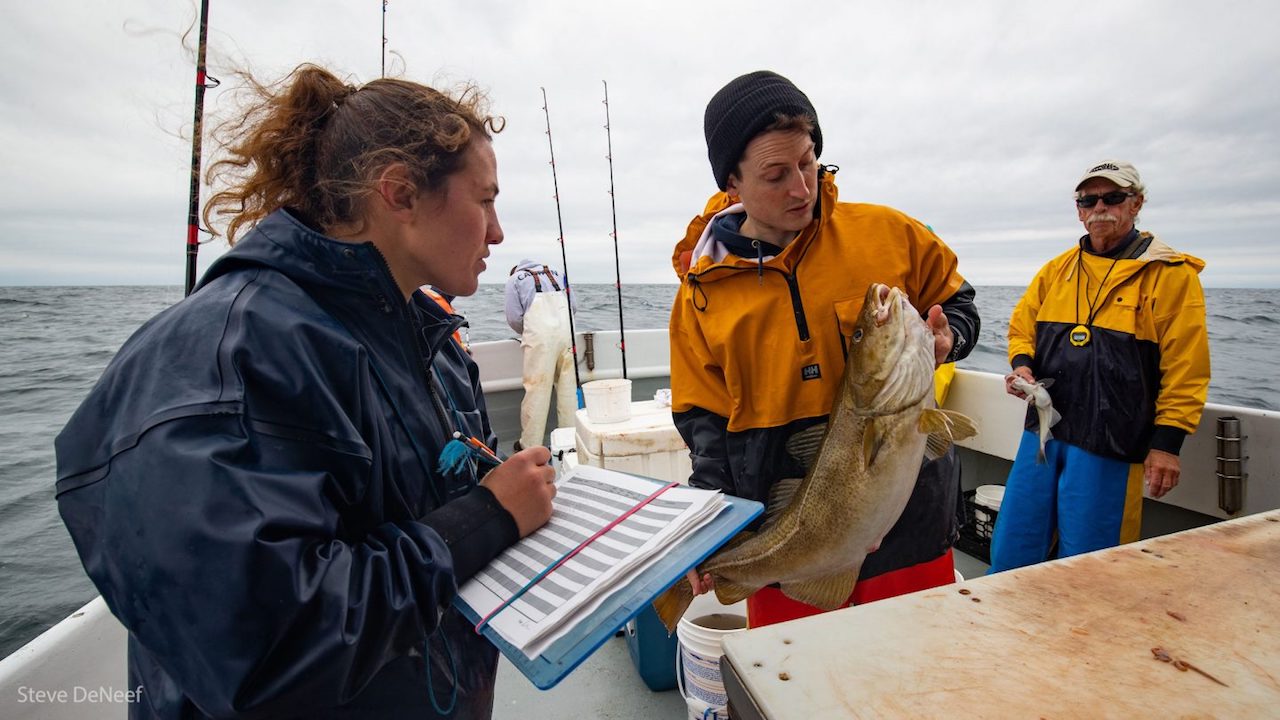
left=1048, top=408, right=1062, bottom=429
left=652, top=577, right=695, bottom=635
left=780, top=570, right=859, bottom=611
left=863, top=420, right=885, bottom=466
left=1038, top=378, right=1055, bottom=389
left=919, top=408, right=978, bottom=441
left=761, top=478, right=803, bottom=529
left=924, top=432, right=952, bottom=461
left=918, top=407, right=951, bottom=435
left=921, top=408, right=978, bottom=460
left=938, top=409, right=979, bottom=442
left=714, top=579, right=759, bottom=607
left=785, top=424, right=827, bottom=472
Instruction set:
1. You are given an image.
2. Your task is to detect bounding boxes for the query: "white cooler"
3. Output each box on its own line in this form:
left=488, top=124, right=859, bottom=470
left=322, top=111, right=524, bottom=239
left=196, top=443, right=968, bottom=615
left=574, top=399, right=692, bottom=484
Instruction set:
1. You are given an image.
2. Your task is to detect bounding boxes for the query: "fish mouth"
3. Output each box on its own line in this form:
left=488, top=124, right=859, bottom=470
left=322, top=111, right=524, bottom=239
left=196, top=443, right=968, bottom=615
left=871, top=284, right=905, bottom=327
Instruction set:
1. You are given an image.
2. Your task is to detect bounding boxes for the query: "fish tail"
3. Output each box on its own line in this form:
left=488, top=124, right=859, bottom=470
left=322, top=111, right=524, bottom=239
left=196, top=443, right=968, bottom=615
left=652, top=576, right=695, bottom=635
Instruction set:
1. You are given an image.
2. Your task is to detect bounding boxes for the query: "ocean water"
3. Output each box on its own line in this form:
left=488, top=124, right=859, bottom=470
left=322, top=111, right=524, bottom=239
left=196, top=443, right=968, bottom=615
left=1, top=283, right=1276, bottom=658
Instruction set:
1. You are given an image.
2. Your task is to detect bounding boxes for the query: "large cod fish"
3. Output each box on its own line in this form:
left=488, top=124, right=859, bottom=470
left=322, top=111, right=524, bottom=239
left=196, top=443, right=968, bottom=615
left=654, top=283, right=978, bottom=632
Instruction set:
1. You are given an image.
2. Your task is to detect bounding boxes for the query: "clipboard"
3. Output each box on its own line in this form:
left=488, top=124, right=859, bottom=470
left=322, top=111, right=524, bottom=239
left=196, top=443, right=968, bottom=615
left=453, top=477, right=762, bottom=690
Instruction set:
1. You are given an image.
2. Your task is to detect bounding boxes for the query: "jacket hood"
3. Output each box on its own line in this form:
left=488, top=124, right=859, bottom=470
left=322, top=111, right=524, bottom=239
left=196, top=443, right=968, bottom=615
left=511, top=258, right=555, bottom=274
left=1137, top=233, right=1206, bottom=273
left=1068, top=231, right=1207, bottom=287
left=198, top=210, right=405, bottom=306
left=671, top=168, right=841, bottom=282
left=197, top=209, right=462, bottom=349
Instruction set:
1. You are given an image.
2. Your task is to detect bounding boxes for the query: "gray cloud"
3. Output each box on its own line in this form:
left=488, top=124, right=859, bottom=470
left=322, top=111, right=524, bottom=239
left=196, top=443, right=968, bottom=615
left=2, top=0, right=1277, bottom=287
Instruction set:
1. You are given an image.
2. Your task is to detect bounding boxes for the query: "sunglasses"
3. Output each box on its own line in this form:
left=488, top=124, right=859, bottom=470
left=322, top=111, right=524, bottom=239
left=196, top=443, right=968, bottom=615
left=1075, top=191, right=1135, bottom=208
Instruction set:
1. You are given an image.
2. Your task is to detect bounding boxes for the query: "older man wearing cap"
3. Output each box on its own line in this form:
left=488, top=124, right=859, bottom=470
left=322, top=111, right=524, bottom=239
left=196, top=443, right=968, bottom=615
left=989, top=160, right=1211, bottom=574
left=669, top=70, right=980, bottom=627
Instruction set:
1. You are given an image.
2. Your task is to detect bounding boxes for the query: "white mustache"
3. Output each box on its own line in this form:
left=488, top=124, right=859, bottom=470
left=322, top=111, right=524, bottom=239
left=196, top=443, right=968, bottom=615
left=1086, top=213, right=1119, bottom=224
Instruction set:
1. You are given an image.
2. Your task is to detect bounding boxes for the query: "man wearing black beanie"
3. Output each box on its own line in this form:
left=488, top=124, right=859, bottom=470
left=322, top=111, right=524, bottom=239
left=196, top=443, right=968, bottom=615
left=669, top=70, right=981, bottom=629
left=703, top=70, right=824, bottom=192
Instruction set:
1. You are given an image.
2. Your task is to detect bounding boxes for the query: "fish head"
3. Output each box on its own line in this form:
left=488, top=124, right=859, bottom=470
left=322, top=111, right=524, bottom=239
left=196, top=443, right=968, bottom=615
left=844, top=283, right=935, bottom=412
left=1009, top=376, right=1035, bottom=396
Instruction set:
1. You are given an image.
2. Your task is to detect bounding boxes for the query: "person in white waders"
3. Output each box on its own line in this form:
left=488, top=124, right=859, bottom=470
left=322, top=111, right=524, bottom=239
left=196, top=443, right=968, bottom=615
left=504, top=259, right=578, bottom=450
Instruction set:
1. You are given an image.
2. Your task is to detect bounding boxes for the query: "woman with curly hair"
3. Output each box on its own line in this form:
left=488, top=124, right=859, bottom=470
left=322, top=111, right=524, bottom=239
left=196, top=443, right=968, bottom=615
left=55, top=64, right=556, bottom=719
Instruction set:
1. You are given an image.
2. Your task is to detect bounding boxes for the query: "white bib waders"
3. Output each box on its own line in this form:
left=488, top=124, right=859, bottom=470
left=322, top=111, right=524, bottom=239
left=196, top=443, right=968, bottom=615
left=518, top=287, right=577, bottom=448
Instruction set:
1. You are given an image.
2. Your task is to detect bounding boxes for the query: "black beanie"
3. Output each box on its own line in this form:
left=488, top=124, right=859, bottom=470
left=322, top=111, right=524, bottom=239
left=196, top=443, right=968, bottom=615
left=703, top=70, right=823, bottom=190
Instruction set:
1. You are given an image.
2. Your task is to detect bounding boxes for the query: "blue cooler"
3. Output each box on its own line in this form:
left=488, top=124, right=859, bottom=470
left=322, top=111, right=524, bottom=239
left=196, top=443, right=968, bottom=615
left=624, top=604, right=680, bottom=691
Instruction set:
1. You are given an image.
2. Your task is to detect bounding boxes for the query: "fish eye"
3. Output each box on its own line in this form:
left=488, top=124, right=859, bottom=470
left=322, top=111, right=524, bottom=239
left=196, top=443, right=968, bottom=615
left=852, top=329, right=863, bottom=342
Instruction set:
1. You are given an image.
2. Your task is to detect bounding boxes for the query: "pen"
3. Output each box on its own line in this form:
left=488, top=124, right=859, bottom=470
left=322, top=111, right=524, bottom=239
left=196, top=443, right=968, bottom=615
left=452, top=431, right=503, bottom=465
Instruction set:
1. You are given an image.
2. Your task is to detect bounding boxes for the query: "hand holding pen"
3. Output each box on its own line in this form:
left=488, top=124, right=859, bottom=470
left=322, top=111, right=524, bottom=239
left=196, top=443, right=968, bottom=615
left=479, top=439, right=556, bottom=538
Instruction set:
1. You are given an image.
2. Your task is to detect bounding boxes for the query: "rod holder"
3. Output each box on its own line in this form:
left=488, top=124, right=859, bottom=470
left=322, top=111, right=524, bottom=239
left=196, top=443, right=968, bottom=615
left=582, top=332, right=596, bottom=371
left=1215, top=416, right=1245, bottom=515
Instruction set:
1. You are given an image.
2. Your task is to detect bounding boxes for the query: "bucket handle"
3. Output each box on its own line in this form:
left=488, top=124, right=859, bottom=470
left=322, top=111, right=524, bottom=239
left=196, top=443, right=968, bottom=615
left=676, top=645, right=726, bottom=720
left=675, top=645, right=687, bottom=701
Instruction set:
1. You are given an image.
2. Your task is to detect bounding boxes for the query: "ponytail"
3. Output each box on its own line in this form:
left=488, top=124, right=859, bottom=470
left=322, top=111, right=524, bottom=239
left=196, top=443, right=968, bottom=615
left=203, top=64, right=501, bottom=244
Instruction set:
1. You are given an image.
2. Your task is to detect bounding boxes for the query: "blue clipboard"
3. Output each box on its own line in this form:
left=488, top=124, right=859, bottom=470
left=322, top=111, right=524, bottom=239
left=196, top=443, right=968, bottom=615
left=453, top=477, right=762, bottom=690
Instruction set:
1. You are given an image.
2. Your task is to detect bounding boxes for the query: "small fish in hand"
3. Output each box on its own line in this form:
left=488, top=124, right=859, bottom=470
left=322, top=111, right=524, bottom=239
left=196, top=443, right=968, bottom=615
left=1010, top=376, right=1061, bottom=463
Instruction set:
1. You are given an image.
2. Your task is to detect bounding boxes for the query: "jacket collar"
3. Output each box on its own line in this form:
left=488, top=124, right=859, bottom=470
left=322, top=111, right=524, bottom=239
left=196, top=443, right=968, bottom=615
left=198, top=209, right=405, bottom=305
left=673, top=168, right=841, bottom=282
left=1072, top=230, right=1207, bottom=286
left=196, top=209, right=464, bottom=349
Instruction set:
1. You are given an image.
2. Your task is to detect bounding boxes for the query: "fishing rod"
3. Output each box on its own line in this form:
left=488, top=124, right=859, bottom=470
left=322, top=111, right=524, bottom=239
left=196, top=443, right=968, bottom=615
left=602, top=80, right=627, bottom=380
left=381, top=0, right=388, bottom=78
left=183, top=0, right=215, bottom=296
left=540, top=87, right=584, bottom=409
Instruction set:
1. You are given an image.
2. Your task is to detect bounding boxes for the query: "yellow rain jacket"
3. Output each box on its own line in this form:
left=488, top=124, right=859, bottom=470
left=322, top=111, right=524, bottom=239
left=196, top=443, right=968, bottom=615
left=669, top=169, right=973, bottom=577
left=1008, top=232, right=1210, bottom=462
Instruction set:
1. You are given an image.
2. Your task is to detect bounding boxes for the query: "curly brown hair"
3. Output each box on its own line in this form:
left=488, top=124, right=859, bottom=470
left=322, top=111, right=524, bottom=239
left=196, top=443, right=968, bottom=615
left=203, top=64, right=504, bottom=244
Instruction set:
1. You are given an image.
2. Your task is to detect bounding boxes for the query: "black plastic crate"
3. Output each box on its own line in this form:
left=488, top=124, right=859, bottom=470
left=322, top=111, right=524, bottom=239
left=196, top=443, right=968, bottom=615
left=956, top=488, right=997, bottom=564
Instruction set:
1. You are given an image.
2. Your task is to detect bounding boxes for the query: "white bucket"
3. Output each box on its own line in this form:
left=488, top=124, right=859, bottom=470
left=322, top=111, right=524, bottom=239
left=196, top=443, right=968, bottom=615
left=973, top=484, right=1006, bottom=538
left=582, top=378, right=632, bottom=423
left=677, top=593, right=747, bottom=719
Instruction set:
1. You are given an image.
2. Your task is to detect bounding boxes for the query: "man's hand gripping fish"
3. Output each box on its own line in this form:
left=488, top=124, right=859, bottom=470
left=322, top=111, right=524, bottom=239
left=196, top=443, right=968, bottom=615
left=653, top=283, right=978, bottom=632
left=1009, top=375, right=1061, bottom=463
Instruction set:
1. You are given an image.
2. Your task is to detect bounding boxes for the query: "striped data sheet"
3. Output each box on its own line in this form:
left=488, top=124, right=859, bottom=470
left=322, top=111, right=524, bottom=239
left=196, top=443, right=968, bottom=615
left=457, top=464, right=725, bottom=658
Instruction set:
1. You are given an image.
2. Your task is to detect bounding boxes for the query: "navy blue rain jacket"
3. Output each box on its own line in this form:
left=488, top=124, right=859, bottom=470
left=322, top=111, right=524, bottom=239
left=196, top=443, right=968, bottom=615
left=55, top=210, right=518, bottom=719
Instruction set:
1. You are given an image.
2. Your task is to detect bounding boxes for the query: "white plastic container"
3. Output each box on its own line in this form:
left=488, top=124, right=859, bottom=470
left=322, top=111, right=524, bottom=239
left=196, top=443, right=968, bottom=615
left=677, top=592, right=748, bottom=718
left=582, top=378, right=632, bottom=423
left=575, top=400, right=692, bottom=483
left=973, top=484, right=1006, bottom=539
left=548, top=427, right=577, bottom=475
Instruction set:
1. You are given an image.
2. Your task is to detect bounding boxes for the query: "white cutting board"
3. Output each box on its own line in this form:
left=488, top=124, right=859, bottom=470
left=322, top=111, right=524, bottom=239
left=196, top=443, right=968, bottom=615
left=722, top=509, right=1280, bottom=718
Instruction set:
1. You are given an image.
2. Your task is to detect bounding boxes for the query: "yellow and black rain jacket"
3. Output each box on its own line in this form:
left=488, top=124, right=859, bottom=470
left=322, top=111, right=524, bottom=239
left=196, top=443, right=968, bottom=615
left=669, top=169, right=975, bottom=576
left=1008, top=232, right=1210, bottom=462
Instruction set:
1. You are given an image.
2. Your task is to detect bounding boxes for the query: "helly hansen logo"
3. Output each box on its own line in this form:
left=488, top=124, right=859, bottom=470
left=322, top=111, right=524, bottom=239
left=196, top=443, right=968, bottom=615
left=801, top=364, right=821, bottom=381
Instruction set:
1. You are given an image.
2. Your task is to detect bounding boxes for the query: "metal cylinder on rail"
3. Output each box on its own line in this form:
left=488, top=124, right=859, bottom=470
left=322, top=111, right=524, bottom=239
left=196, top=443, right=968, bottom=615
left=1215, top=416, right=1245, bottom=515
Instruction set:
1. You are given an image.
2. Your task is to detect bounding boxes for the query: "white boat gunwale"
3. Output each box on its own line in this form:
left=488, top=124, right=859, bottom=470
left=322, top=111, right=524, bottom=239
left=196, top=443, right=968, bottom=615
left=4, top=329, right=1274, bottom=719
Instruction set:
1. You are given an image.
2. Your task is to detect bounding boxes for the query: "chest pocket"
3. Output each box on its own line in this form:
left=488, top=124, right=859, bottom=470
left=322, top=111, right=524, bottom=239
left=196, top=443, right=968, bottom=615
left=832, top=296, right=865, bottom=362
left=833, top=296, right=864, bottom=339
left=439, top=407, right=485, bottom=502
left=1101, top=292, right=1144, bottom=338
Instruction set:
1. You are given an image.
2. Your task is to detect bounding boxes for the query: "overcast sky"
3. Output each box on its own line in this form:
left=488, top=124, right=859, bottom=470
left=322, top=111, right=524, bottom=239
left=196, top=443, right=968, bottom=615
left=2, top=1, right=1277, bottom=288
